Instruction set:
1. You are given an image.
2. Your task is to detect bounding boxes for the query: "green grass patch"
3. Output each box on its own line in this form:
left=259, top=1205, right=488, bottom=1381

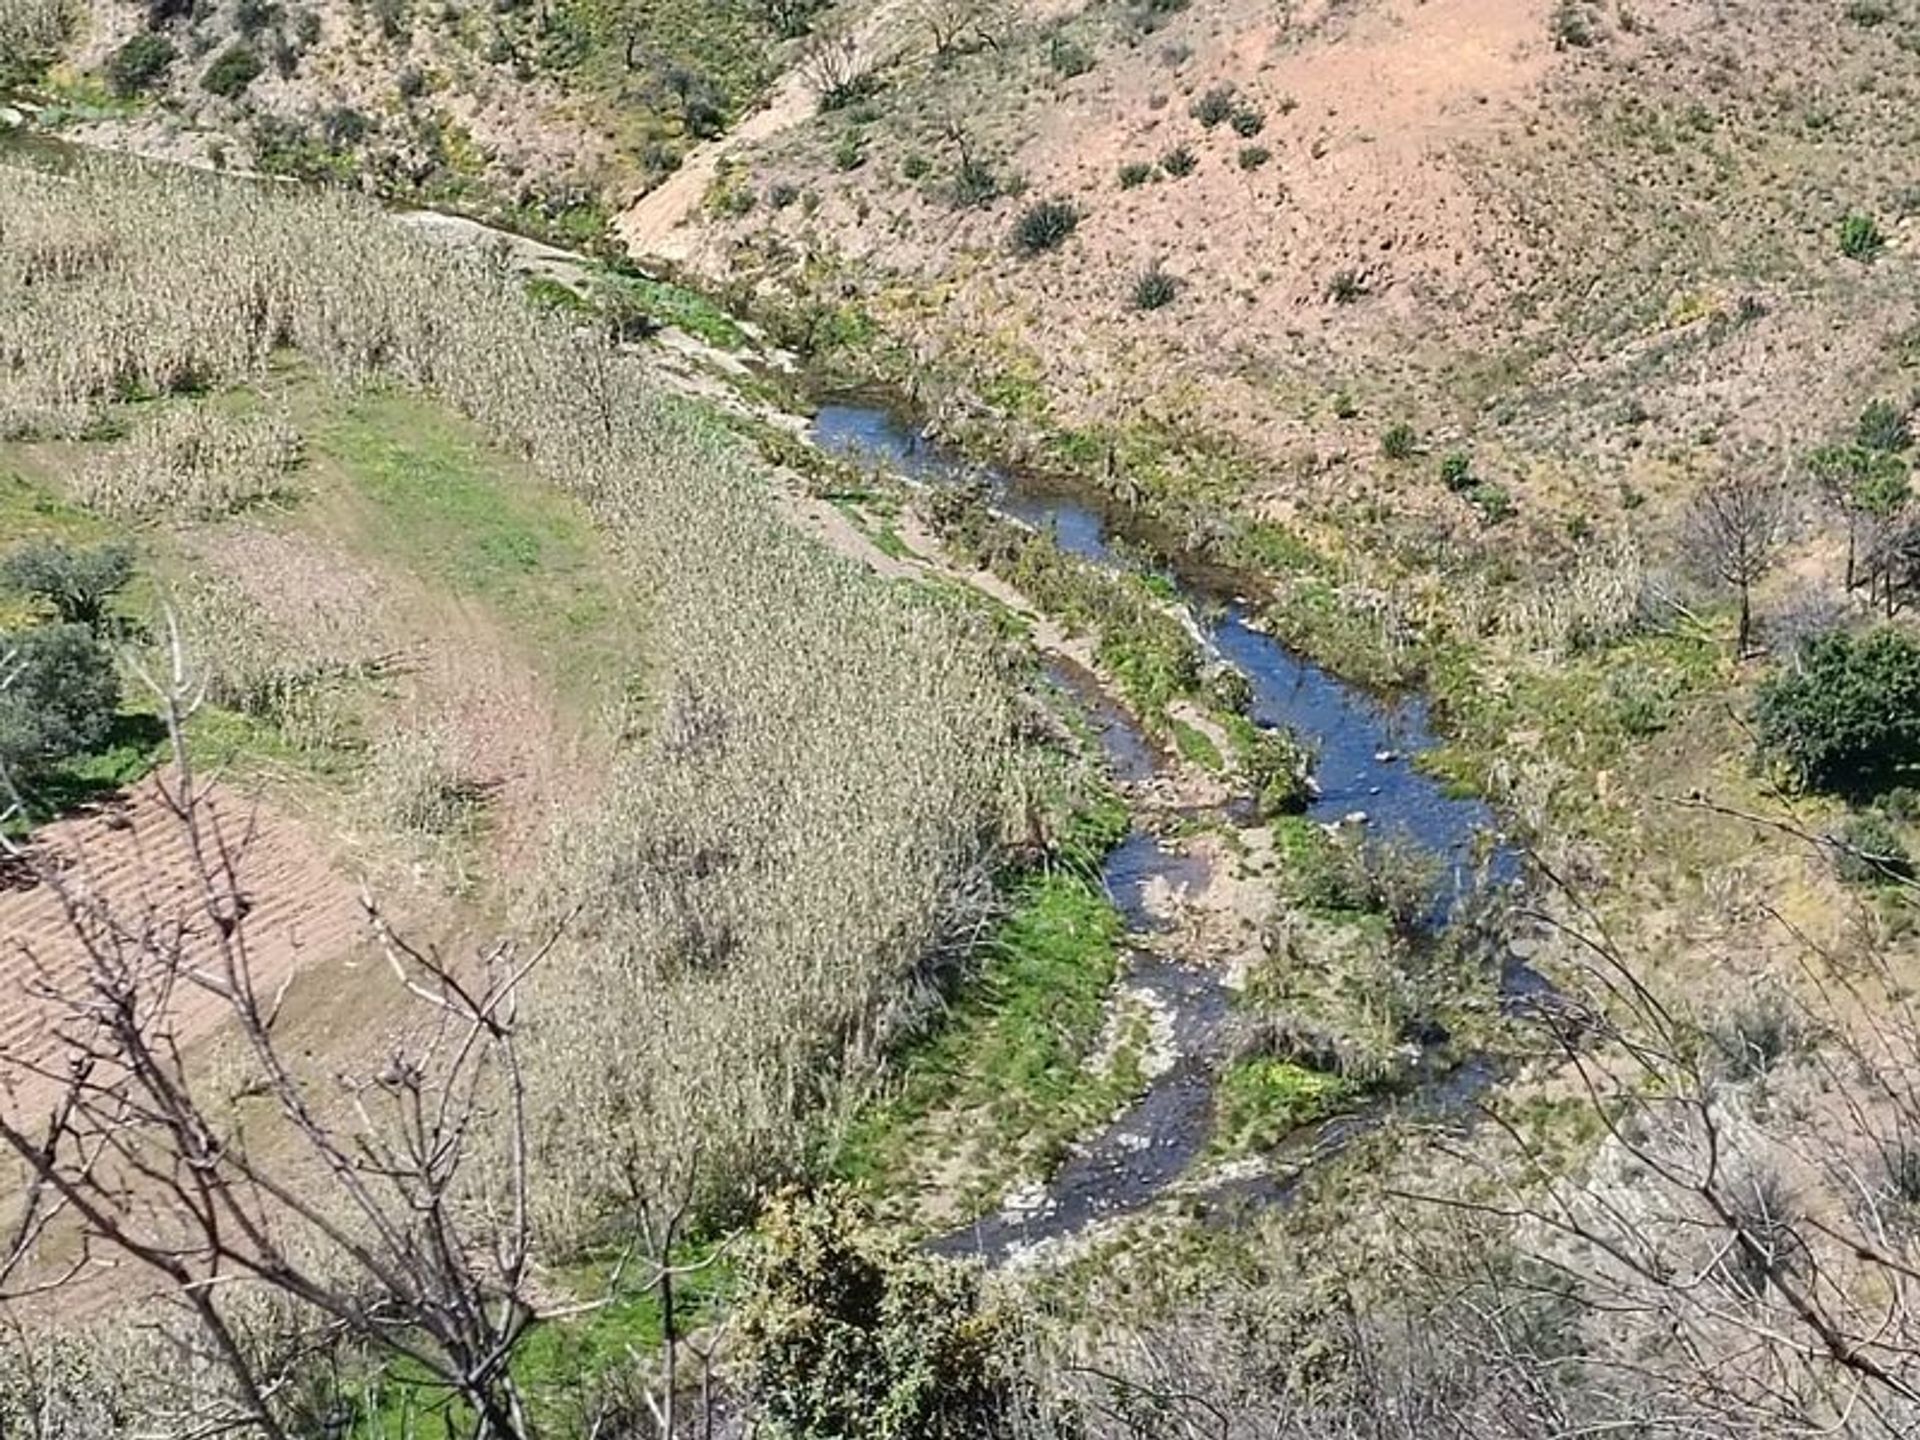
left=833, top=845, right=1131, bottom=1208
left=599, top=272, right=748, bottom=350
left=1212, top=1057, right=1356, bottom=1156
left=312, top=390, right=642, bottom=711
left=1171, top=717, right=1224, bottom=771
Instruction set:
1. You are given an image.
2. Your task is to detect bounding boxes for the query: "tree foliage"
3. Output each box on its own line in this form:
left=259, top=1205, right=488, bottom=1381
left=1755, top=627, right=1920, bottom=793
left=0, top=622, right=120, bottom=778
left=0, top=540, right=134, bottom=632
left=735, top=1189, right=1021, bottom=1440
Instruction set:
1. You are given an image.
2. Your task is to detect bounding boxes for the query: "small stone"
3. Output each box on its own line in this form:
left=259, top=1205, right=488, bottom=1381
left=1342, top=810, right=1369, bottom=827
left=0, top=107, right=22, bottom=129
left=1373, top=749, right=1398, bottom=762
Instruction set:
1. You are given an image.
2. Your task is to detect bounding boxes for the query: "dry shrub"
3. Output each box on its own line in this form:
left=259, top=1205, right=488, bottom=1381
left=76, top=404, right=303, bottom=520
left=170, top=574, right=367, bottom=751
left=0, top=156, right=1012, bottom=1244
left=0, top=0, right=69, bottom=79
left=362, top=721, right=483, bottom=837
left=1497, top=536, right=1649, bottom=654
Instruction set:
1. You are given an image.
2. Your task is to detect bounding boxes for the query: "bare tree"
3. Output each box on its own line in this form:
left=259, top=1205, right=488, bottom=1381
left=0, top=620, right=574, bottom=1439
left=1686, top=468, right=1789, bottom=657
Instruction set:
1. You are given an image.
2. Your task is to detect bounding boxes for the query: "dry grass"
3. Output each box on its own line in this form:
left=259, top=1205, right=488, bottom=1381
left=75, top=404, right=303, bottom=521
left=0, top=154, right=1012, bottom=1246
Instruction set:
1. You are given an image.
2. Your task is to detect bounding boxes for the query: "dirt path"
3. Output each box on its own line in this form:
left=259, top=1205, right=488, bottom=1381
left=615, top=0, right=909, bottom=263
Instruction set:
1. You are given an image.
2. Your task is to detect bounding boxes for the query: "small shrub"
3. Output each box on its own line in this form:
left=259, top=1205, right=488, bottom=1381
left=1438, top=450, right=1473, bottom=492
left=1190, top=84, right=1234, bottom=127
left=0, top=624, right=121, bottom=780
left=364, top=724, right=483, bottom=837
left=1331, top=390, right=1359, bottom=420
left=106, top=33, right=177, bottom=96
left=1835, top=810, right=1914, bottom=885
left=1229, top=104, right=1264, bottom=137
left=1236, top=144, right=1270, bottom=170
left=769, top=180, right=802, bottom=208
left=1468, top=482, right=1513, bottom=524
left=1380, top=422, right=1418, bottom=460
left=1707, top=990, right=1805, bottom=1080
left=831, top=129, right=866, bottom=170
left=1858, top=397, right=1913, bottom=453
left=1118, top=160, right=1154, bottom=188
left=1550, top=0, right=1597, bottom=48
left=1840, top=212, right=1887, bottom=261
left=1326, top=268, right=1367, bottom=304
left=1160, top=143, right=1197, bottom=177
left=0, top=542, right=134, bottom=632
left=1011, top=198, right=1078, bottom=255
left=899, top=152, right=930, bottom=181
left=1129, top=263, right=1179, bottom=311
left=1047, top=34, right=1093, bottom=77
left=1242, top=726, right=1314, bottom=816
left=948, top=157, right=1004, bottom=208
left=233, top=0, right=279, bottom=35
left=201, top=43, right=263, bottom=98
left=395, top=65, right=426, bottom=100
left=1848, top=0, right=1893, bottom=24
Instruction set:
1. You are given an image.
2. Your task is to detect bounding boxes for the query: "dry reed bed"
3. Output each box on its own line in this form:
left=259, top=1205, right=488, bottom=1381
left=0, top=158, right=1014, bottom=1241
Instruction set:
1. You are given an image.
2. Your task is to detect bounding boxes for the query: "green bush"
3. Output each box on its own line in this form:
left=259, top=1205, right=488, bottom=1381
left=1326, top=268, right=1367, bottom=304
left=948, top=157, right=1004, bottom=208
left=1129, top=263, right=1179, bottom=310
left=0, top=542, right=134, bottom=633
left=1858, top=398, right=1913, bottom=453
left=1835, top=810, right=1914, bottom=886
left=1438, top=450, right=1473, bottom=492
left=1011, top=198, right=1078, bottom=255
left=201, top=43, right=264, bottom=98
left=1468, top=482, right=1514, bottom=524
left=1229, top=104, right=1265, bottom=137
left=1047, top=34, right=1094, bottom=77
left=831, top=129, right=865, bottom=170
left=1191, top=84, right=1235, bottom=127
left=899, top=152, right=930, bottom=181
left=1237, top=144, right=1271, bottom=170
left=106, top=33, right=177, bottom=96
left=1118, top=160, right=1154, bottom=188
left=1242, top=725, right=1315, bottom=816
left=1840, top=212, right=1887, bottom=261
left=1380, top=422, right=1418, bottom=460
left=735, top=1189, right=1020, bottom=1440
left=0, top=624, right=122, bottom=780
left=1161, top=143, right=1198, bottom=177
left=1755, top=628, right=1920, bottom=793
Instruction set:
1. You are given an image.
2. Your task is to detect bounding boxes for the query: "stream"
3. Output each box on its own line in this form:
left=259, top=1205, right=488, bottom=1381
left=0, top=122, right=1537, bottom=1262
left=809, top=402, right=1535, bottom=1264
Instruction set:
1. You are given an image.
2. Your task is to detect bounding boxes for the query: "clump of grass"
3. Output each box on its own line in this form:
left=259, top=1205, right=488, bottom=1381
left=1237, top=144, right=1270, bottom=170
left=1129, top=263, right=1180, bottom=311
left=1326, top=268, right=1368, bottom=304
left=1840, top=212, right=1886, bottom=261
left=1229, top=105, right=1264, bottom=137
left=1011, top=198, right=1079, bottom=255
left=1706, top=990, right=1808, bottom=1080
left=1190, top=84, right=1235, bottom=127
left=1213, top=1057, right=1355, bottom=1155
left=1160, top=143, right=1198, bottom=177
left=76, top=405, right=303, bottom=520
left=1380, top=422, right=1418, bottom=460
left=1439, top=450, right=1474, bottom=491
left=1118, top=160, right=1154, bottom=188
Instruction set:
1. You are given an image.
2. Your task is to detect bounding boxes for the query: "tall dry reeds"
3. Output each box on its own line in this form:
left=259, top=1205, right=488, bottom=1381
left=0, top=156, right=1013, bottom=1244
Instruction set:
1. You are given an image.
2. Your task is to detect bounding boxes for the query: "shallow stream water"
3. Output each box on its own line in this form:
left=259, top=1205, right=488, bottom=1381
left=809, top=400, right=1533, bottom=1262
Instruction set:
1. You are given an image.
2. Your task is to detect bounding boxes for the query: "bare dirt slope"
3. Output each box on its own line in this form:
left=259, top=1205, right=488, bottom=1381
left=0, top=775, right=368, bottom=1117
left=648, top=0, right=1920, bottom=556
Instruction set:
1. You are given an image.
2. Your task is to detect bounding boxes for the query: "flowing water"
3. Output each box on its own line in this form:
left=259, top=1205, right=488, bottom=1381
left=809, top=400, right=1534, bottom=1263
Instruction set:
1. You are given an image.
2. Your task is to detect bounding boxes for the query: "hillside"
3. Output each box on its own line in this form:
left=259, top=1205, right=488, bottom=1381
left=10, top=3, right=1920, bottom=1439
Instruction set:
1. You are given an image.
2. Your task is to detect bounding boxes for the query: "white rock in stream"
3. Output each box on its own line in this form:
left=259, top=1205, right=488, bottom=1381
left=998, top=1180, right=1052, bottom=1221
left=0, top=107, right=23, bottom=130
